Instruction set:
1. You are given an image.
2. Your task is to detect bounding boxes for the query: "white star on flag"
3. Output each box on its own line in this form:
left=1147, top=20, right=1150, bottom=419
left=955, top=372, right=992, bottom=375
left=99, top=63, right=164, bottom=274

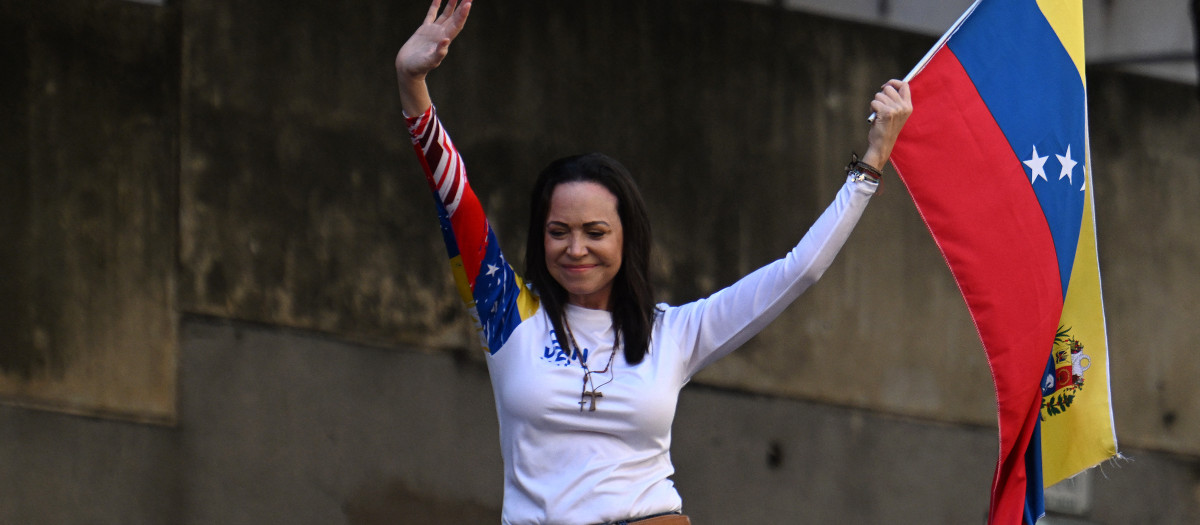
left=1056, top=145, right=1077, bottom=185
left=1024, top=145, right=1049, bottom=184
left=485, top=263, right=500, bottom=277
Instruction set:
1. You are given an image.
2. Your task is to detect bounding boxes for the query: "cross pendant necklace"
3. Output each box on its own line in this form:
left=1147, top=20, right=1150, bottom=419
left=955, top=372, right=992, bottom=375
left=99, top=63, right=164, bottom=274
left=564, top=319, right=616, bottom=413
left=579, top=390, right=604, bottom=412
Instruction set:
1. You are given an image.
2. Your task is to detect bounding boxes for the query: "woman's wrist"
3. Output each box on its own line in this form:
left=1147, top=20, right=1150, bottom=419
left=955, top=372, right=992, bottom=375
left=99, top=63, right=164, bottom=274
left=846, top=153, right=884, bottom=184
left=397, top=72, right=432, bottom=117
left=859, top=146, right=889, bottom=173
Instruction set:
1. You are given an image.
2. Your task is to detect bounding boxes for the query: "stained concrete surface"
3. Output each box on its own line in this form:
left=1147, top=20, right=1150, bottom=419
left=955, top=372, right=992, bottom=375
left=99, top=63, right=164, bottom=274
left=0, top=0, right=179, bottom=421
left=1, top=0, right=1199, bottom=522
left=176, top=0, right=1200, bottom=453
left=1, top=316, right=1197, bottom=524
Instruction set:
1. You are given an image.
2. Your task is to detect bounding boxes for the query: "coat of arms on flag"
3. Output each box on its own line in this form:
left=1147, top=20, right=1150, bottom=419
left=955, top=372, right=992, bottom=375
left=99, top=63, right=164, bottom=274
left=1041, top=326, right=1089, bottom=419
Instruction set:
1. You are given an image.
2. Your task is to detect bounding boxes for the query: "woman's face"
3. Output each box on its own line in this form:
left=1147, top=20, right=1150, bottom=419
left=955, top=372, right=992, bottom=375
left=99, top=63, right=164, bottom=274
left=544, top=181, right=624, bottom=310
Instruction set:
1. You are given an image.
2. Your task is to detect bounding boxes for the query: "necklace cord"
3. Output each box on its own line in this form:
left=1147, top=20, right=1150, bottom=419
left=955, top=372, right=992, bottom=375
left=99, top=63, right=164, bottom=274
left=565, top=317, right=617, bottom=412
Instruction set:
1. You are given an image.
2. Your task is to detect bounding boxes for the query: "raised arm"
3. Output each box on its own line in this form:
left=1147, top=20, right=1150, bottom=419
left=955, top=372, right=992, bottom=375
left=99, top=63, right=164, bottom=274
left=395, top=0, right=472, bottom=116
left=398, top=1, right=538, bottom=355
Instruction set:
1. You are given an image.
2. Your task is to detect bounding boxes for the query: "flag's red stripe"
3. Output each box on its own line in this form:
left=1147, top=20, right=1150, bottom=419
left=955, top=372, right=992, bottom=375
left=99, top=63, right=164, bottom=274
left=890, top=48, right=1062, bottom=525
left=411, top=114, right=490, bottom=291
left=446, top=163, right=488, bottom=290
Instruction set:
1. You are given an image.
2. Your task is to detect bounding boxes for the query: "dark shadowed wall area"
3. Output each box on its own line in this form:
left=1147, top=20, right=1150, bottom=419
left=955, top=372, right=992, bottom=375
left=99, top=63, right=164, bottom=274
left=1, top=0, right=1198, bottom=523
left=0, top=0, right=177, bottom=422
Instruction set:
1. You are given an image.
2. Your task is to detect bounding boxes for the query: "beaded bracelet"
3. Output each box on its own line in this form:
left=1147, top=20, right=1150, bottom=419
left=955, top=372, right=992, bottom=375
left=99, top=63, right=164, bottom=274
left=845, top=153, right=883, bottom=184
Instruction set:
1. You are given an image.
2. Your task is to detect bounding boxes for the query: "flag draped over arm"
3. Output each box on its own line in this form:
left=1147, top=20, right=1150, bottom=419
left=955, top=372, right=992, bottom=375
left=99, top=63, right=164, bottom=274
left=887, top=1, right=1117, bottom=523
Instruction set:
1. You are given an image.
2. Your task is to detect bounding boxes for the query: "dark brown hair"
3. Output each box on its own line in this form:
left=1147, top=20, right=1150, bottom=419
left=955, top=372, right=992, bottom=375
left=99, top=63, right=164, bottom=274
left=525, top=153, right=656, bottom=364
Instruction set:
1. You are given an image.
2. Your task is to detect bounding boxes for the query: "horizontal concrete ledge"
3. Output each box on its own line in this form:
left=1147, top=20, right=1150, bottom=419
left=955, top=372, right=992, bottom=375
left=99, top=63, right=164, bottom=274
left=7, top=316, right=1194, bottom=524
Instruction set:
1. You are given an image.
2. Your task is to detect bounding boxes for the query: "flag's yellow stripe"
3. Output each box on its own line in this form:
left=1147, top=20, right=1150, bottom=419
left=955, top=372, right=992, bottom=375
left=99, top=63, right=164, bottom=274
left=1037, top=0, right=1087, bottom=86
left=448, top=255, right=474, bottom=305
left=1040, top=162, right=1118, bottom=486
left=514, top=274, right=540, bottom=321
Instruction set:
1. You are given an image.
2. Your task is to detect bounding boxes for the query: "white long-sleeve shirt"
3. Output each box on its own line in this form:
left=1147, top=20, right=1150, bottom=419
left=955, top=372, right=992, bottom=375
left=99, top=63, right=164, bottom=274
left=407, top=106, right=877, bottom=524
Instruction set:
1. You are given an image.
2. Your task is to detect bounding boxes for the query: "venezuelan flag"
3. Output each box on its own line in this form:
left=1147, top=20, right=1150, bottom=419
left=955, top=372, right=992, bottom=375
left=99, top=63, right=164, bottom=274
left=887, top=1, right=1117, bottom=523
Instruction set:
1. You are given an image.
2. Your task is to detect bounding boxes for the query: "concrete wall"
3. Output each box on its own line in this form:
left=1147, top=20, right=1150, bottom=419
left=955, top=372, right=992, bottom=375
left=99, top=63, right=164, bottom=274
left=1089, top=73, right=1200, bottom=456
left=175, top=0, right=1002, bottom=431
left=780, top=0, right=1200, bottom=84
left=0, top=0, right=178, bottom=422
left=2, top=0, right=1199, bottom=523
left=174, top=0, right=1200, bottom=455
left=3, top=316, right=1196, bottom=524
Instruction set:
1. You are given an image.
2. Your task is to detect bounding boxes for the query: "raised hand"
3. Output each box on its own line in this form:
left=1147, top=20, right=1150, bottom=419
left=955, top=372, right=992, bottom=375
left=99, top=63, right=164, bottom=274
left=396, top=0, right=473, bottom=115
left=862, top=79, right=913, bottom=171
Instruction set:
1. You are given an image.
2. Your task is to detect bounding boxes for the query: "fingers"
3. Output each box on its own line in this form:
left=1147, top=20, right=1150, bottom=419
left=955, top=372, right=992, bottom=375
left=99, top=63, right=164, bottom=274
left=882, top=78, right=907, bottom=94
left=447, top=0, right=472, bottom=36
left=428, top=0, right=471, bottom=40
left=438, top=0, right=459, bottom=23
left=870, top=79, right=912, bottom=121
left=424, top=0, right=442, bottom=24
left=437, top=0, right=470, bottom=25
left=875, top=81, right=905, bottom=106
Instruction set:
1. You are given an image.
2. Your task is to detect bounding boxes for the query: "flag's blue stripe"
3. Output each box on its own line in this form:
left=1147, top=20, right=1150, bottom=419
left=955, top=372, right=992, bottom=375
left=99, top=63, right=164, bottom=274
left=1024, top=416, right=1047, bottom=524
left=433, top=193, right=461, bottom=259
left=474, top=228, right=524, bottom=354
left=948, top=0, right=1086, bottom=298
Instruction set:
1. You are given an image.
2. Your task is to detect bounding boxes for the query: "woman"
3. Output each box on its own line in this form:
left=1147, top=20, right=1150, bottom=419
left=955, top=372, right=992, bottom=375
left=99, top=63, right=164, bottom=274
left=396, top=1, right=912, bottom=523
